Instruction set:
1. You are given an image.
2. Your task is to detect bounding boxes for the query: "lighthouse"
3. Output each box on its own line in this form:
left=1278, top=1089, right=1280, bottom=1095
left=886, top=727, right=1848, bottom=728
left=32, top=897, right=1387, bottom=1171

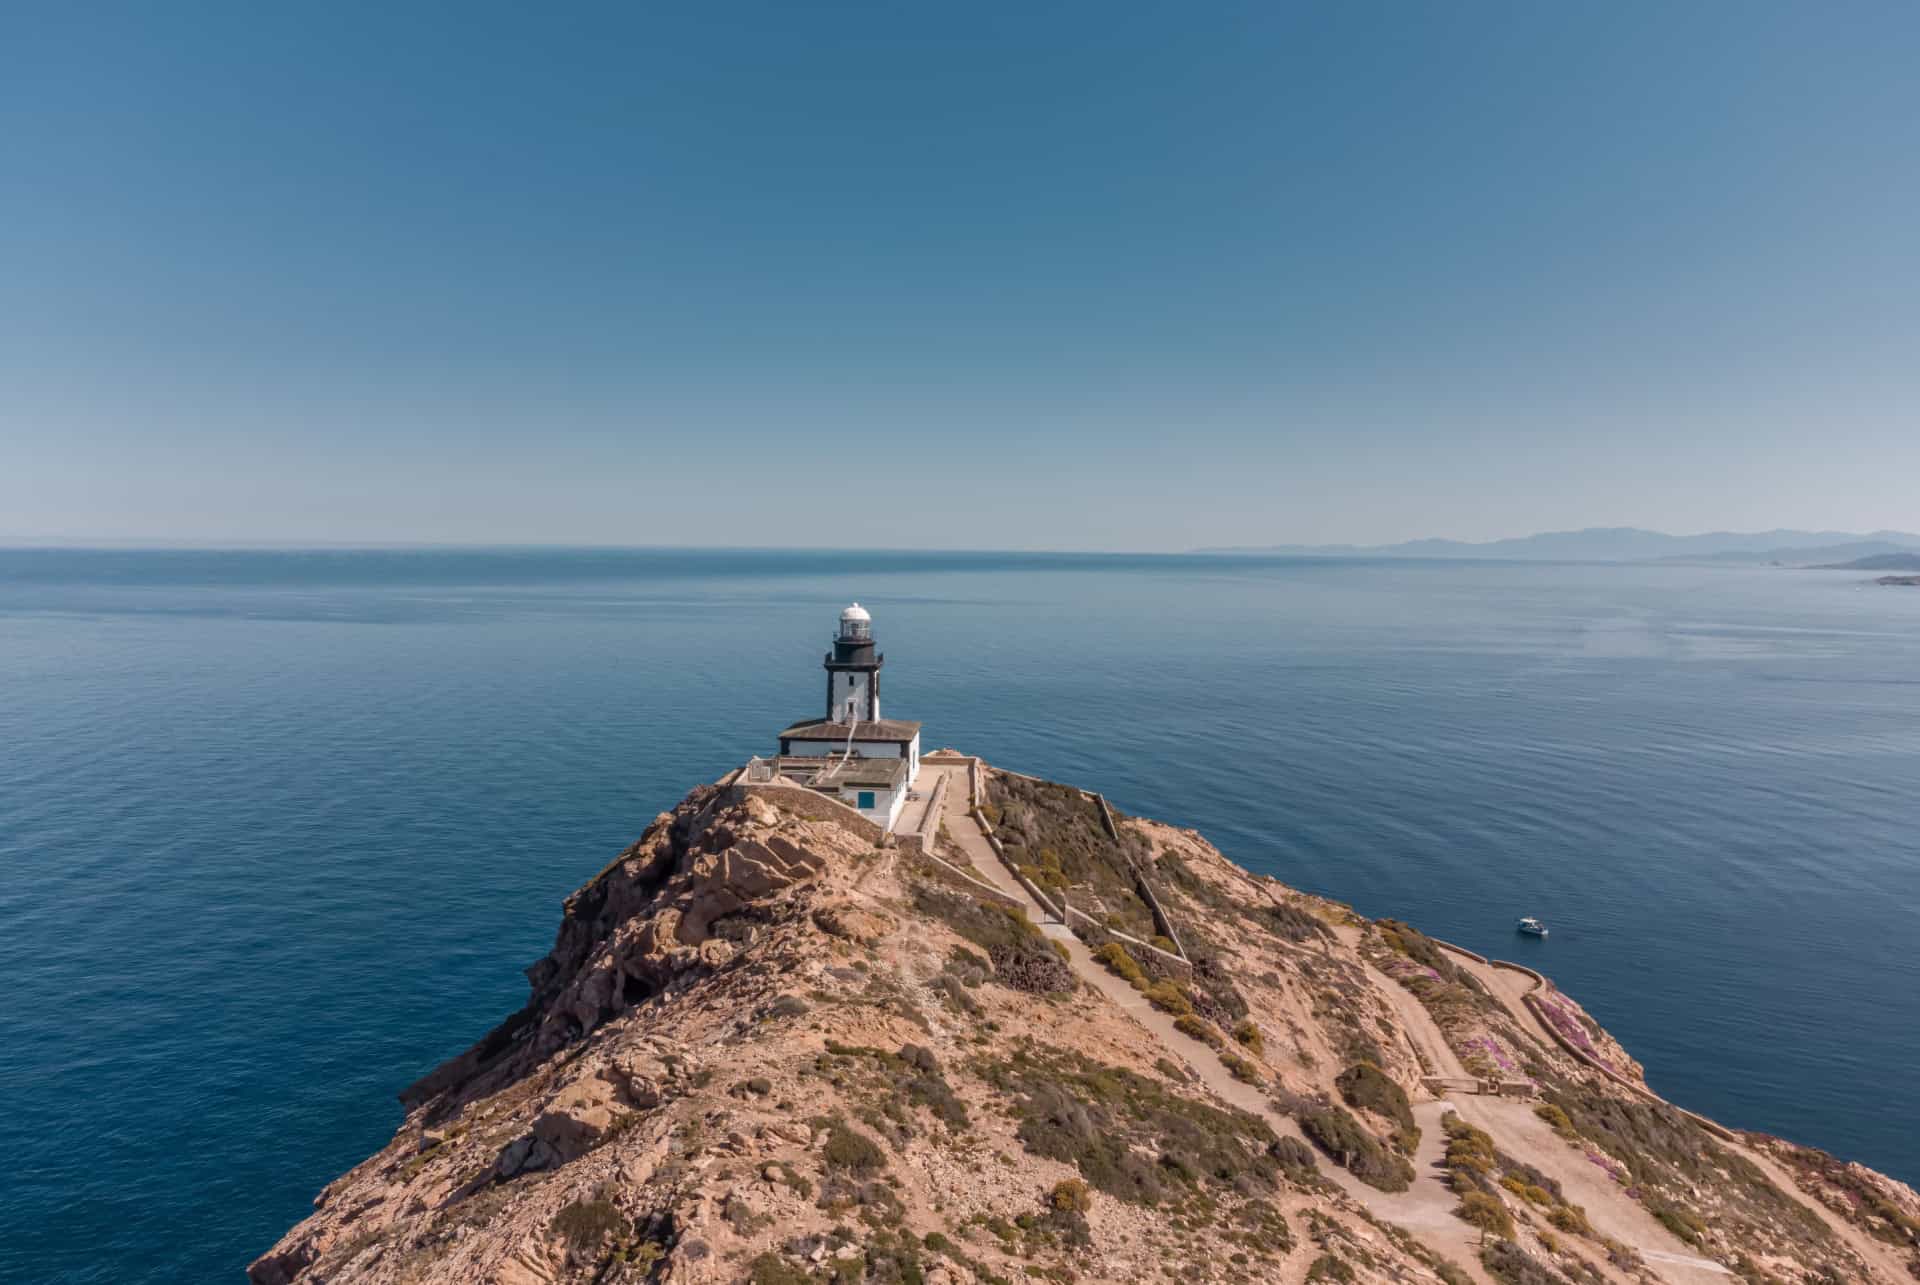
left=823, top=603, right=881, bottom=723
left=770, top=603, right=923, bottom=826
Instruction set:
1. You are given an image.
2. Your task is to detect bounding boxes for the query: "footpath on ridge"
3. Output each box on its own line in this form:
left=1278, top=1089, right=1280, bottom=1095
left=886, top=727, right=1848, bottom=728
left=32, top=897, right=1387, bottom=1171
left=921, top=763, right=1504, bottom=1283
left=921, top=761, right=1753, bottom=1285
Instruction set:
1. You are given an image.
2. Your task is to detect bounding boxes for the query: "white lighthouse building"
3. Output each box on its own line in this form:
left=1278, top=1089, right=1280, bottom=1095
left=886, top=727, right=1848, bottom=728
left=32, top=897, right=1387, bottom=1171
left=765, top=603, right=923, bottom=827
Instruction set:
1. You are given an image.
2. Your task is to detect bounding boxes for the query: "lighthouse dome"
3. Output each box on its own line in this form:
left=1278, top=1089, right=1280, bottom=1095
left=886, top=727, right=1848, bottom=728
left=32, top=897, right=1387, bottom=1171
left=839, top=602, right=872, bottom=640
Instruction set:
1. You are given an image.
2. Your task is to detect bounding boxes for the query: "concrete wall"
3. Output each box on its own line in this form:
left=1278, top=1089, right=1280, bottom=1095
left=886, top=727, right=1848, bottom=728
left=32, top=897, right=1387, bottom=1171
left=896, top=769, right=949, bottom=858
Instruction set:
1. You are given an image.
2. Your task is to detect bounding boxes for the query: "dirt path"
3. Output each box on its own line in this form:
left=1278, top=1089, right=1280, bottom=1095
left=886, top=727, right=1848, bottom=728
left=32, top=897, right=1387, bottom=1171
left=1364, top=956, right=1472, bottom=1084
left=925, top=763, right=1892, bottom=1283
left=926, top=764, right=1502, bottom=1282
left=1450, top=953, right=1563, bottom=1052
left=1438, top=948, right=1905, bottom=1280
left=1449, top=1096, right=1729, bottom=1281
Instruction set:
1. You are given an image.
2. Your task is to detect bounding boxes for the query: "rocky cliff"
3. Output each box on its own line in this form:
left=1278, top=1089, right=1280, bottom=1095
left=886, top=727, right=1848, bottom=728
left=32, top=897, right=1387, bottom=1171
left=250, top=762, right=1920, bottom=1285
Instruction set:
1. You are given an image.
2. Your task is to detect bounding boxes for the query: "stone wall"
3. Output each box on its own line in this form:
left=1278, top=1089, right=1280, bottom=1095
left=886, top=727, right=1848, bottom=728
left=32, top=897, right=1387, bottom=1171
left=722, top=782, right=885, bottom=845
left=1434, top=938, right=1741, bottom=1140
left=1091, top=790, right=1189, bottom=962
left=931, top=753, right=1195, bottom=976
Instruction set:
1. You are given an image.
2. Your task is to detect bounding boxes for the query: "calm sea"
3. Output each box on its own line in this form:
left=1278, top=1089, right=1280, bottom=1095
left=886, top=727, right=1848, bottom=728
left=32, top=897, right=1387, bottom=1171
left=3, top=548, right=1918, bottom=1284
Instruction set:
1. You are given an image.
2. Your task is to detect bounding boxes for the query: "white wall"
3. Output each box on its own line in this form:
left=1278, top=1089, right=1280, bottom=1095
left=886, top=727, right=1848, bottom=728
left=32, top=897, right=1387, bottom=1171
left=836, top=783, right=904, bottom=828
left=830, top=670, right=873, bottom=723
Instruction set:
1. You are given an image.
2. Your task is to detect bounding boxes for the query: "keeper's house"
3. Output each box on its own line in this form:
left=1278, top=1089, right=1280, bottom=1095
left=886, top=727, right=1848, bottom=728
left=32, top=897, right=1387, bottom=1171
left=761, top=603, right=922, bottom=827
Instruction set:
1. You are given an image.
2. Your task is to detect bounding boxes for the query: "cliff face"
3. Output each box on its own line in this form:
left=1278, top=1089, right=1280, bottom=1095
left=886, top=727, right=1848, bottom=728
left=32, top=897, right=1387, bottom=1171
left=250, top=764, right=1920, bottom=1285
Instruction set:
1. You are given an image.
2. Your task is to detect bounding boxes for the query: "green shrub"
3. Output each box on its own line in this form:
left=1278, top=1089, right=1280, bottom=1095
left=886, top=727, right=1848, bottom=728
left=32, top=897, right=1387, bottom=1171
left=1141, top=980, right=1193, bottom=1016
left=1048, top=1178, right=1093, bottom=1214
left=1647, top=1196, right=1708, bottom=1246
left=1298, top=1107, right=1414, bottom=1192
left=983, top=1048, right=1277, bottom=1206
left=1442, top=1111, right=1496, bottom=1173
left=747, top=1252, right=813, bottom=1285
left=1335, top=1062, right=1414, bottom=1132
left=1231, top=1019, right=1265, bottom=1056
left=1306, top=1253, right=1356, bottom=1282
left=1535, top=1103, right=1575, bottom=1137
left=912, top=887, right=1074, bottom=996
left=1268, top=1135, right=1321, bottom=1185
left=1456, top=1190, right=1514, bottom=1238
left=1265, top=900, right=1333, bottom=942
left=1481, top=1239, right=1562, bottom=1285
left=1174, top=1013, right=1224, bottom=1048
left=1219, top=1051, right=1262, bottom=1084
left=822, top=1119, right=887, bottom=1174
left=1094, top=941, right=1147, bottom=987
left=551, top=1199, right=629, bottom=1256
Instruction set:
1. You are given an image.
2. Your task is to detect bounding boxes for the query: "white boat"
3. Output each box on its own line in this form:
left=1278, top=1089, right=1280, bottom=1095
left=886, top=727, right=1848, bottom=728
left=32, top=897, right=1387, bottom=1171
left=1516, top=916, right=1548, bottom=937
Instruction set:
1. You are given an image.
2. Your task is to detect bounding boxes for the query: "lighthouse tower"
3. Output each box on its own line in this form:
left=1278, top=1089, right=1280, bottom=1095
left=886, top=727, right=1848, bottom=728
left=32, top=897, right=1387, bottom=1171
left=824, top=602, right=881, bottom=724
left=772, top=603, right=923, bottom=824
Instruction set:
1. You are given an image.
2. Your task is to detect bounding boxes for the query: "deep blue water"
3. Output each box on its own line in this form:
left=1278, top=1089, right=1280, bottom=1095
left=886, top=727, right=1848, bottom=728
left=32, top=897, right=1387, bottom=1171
left=4, top=548, right=1918, bottom=1284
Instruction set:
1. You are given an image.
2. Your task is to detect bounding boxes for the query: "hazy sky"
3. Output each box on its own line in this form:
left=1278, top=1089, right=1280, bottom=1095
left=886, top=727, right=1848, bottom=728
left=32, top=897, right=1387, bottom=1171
left=5, top=2, right=1917, bottom=550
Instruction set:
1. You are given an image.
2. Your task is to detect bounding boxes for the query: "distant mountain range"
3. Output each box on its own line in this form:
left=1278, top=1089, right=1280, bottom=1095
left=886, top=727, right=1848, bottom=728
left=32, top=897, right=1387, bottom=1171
left=1810, top=552, right=1920, bottom=571
left=1197, top=527, right=1920, bottom=564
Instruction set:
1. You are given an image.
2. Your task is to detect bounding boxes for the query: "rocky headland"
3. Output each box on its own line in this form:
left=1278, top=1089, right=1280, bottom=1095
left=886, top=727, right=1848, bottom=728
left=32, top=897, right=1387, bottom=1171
left=250, top=758, right=1920, bottom=1285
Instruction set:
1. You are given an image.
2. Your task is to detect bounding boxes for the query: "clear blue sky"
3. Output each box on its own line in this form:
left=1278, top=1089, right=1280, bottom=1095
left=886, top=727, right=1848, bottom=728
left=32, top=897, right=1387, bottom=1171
left=4, top=1, right=1917, bottom=549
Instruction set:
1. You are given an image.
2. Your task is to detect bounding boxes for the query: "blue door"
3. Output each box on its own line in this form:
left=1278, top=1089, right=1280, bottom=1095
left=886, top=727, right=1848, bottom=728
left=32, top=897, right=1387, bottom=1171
left=857, top=791, right=876, bottom=810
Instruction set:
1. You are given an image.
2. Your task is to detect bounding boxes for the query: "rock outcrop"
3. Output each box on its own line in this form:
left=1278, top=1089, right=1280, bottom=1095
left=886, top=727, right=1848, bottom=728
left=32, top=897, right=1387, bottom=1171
left=249, top=767, right=1920, bottom=1285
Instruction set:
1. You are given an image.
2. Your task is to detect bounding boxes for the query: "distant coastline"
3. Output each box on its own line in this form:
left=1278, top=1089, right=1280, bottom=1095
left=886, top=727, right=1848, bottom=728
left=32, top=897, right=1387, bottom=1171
left=1199, top=526, right=1920, bottom=565
left=1809, top=553, right=1920, bottom=572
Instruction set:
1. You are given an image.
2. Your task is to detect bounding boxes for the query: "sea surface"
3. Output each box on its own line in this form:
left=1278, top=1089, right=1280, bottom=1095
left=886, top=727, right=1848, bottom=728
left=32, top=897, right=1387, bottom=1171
left=3, top=547, right=1918, bottom=1284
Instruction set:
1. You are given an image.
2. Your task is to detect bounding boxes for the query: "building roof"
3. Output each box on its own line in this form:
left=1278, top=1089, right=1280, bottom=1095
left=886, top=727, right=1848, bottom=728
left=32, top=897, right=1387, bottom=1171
left=774, top=755, right=908, bottom=788
left=780, top=718, right=922, bottom=742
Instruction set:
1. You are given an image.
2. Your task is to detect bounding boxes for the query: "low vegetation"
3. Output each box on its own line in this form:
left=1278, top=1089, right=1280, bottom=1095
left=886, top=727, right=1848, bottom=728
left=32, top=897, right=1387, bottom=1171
left=987, top=772, right=1164, bottom=941
left=1334, top=1061, right=1420, bottom=1155
left=1541, top=1085, right=1835, bottom=1260
left=1093, top=941, right=1147, bottom=987
left=1297, top=1105, right=1414, bottom=1193
left=1306, top=1253, right=1356, bottom=1282
left=1480, top=1239, right=1563, bottom=1285
left=820, top=1041, right=970, bottom=1134
left=1335, top=1062, right=1413, bottom=1129
left=1371, top=918, right=1498, bottom=1032
left=982, top=1047, right=1278, bottom=1206
left=911, top=885, right=1074, bottom=997
left=550, top=1198, right=629, bottom=1255
left=820, top=1118, right=887, bottom=1174
left=1456, top=1190, right=1513, bottom=1238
